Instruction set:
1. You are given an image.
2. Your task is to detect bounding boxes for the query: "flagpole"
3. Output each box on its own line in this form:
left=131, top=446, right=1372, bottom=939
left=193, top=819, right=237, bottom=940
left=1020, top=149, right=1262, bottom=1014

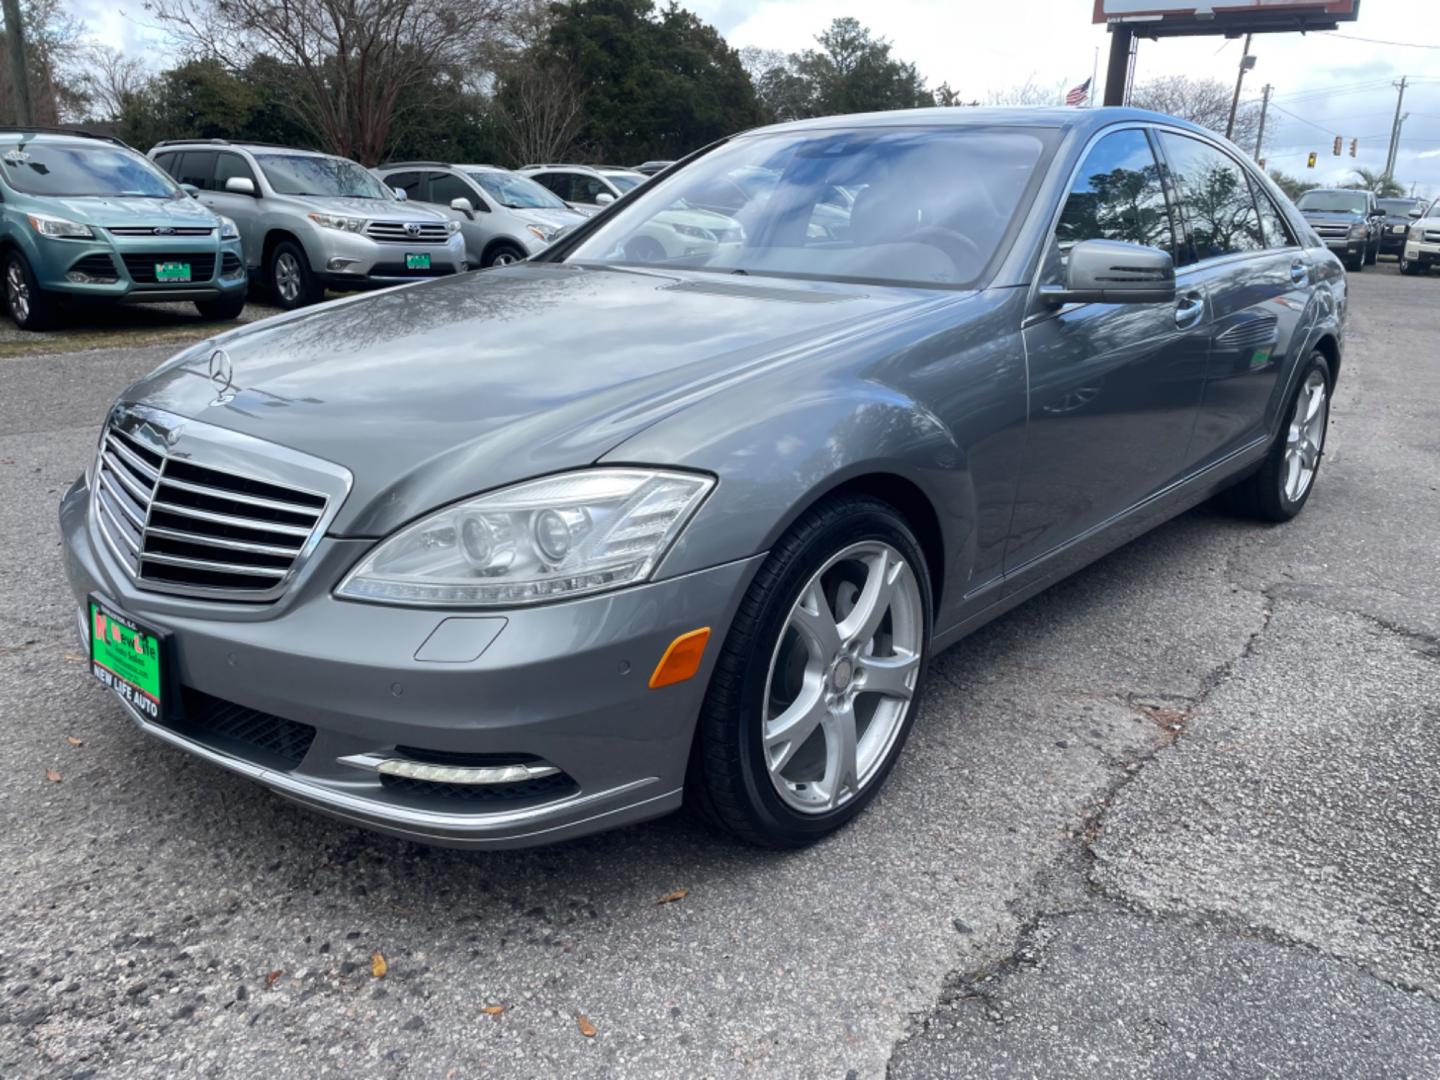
left=1090, top=45, right=1099, bottom=107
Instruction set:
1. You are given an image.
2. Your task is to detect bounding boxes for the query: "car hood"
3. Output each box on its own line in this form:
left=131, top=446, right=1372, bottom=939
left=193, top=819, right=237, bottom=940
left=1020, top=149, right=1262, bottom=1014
left=1299, top=208, right=1364, bottom=224
left=293, top=194, right=446, bottom=221
left=124, top=264, right=948, bottom=536
left=43, top=195, right=220, bottom=228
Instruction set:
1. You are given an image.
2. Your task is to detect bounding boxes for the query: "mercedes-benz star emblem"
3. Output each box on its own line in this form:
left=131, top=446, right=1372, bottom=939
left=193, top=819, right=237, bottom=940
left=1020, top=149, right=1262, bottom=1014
left=207, top=348, right=235, bottom=405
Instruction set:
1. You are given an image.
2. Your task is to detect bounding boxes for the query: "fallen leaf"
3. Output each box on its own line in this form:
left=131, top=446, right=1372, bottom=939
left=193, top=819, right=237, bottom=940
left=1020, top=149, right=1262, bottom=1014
left=481, top=1005, right=505, bottom=1017
left=655, top=888, right=689, bottom=905
left=371, top=951, right=388, bottom=978
left=265, top=969, right=283, bottom=988
left=66, top=736, right=84, bottom=747
left=577, top=1014, right=597, bottom=1038
left=62, top=652, right=85, bottom=663
left=45, top=768, right=61, bottom=783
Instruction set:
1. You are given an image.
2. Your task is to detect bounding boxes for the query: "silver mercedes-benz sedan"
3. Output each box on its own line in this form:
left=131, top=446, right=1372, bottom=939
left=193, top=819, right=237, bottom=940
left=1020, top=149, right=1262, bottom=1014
left=61, top=107, right=1345, bottom=850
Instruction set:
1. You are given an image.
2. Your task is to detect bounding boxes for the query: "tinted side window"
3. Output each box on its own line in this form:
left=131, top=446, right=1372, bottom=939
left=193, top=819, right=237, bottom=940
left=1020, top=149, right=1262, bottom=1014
left=153, top=152, right=177, bottom=176
left=532, top=173, right=571, bottom=201
left=575, top=174, right=609, bottom=202
left=429, top=172, right=476, bottom=208
left=177, top=151, right=216, bottom=190
left=1159, top=133, right=1264, bottom=262
left=1250, top=180, right=1295, bottom=249
left=384, top=171, right=426, bottom=200
left=1055, top=128, right=1175, bottom=258
left=214, top=152, right=256, bottom=190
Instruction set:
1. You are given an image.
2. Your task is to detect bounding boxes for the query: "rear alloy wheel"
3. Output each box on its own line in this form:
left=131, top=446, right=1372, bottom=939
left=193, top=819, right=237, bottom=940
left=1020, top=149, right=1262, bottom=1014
left=1365, top=239, right=1378, bottom=265
left=688, top=496, right=932, bottom=848
left=4, top=251, right=53, bottom=330
left=483, top=243, right=526, bottom=268
left=1221, top=351, right=1331, bottom=523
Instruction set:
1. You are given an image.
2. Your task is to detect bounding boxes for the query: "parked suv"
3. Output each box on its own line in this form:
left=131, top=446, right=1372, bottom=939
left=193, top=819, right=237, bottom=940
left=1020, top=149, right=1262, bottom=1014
left=374, top=163, right=586, bottom=268
left=1294, top=187, right=1382, bottom=271
left=1400, top=205, right=1440, bottom=276
left=150, top=140, right=465, bottom=309
left=519, top=164, right=649, bottom=213
left=0, top=128, right=246, bottom=330
left=1376, top=197, right=1429, bottom=256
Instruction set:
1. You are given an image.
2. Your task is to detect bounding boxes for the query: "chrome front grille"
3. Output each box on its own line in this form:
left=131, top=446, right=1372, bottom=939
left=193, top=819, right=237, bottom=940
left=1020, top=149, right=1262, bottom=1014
left=1425, top=230, right=1440, bottom=245
left=93, top=422, right=332, bottom=603
left=105, top=226, right=215, bottom=236
left=365, top=220, right=450, bottom=244
left=1312, top=223, right=1350, bottom=238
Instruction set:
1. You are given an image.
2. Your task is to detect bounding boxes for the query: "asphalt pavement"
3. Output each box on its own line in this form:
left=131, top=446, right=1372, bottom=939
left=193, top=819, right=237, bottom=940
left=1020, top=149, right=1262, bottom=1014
left=1, top=265, right=1436, bottom=1078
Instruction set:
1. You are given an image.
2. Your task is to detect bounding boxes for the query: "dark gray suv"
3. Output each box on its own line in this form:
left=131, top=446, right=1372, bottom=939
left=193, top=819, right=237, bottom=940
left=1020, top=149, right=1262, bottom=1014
left=62, top=108, right=1344, bottom=850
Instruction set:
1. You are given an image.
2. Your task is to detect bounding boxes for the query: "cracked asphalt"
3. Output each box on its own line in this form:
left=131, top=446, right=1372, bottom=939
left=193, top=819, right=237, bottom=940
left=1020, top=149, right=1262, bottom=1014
left=1, top=265, right=1437, bottom=1077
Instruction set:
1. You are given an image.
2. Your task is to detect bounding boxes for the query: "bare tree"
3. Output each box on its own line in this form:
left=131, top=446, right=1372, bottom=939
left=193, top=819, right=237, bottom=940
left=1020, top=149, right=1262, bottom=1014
left=81, top=44, right=150, bottom=122
left=985, top=76, right=1070, bottom=106
left=491, top=53, right=585, bottom=167
left=1131, top=75, right=1259, bottom=148
left=147, top=0, right=507, bottom=164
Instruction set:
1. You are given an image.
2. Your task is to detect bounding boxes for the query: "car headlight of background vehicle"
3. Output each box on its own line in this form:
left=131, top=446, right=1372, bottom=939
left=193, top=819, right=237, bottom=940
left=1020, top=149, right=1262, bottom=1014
left=336, top=468, right=715, bottom=607
left=218, top=216, right=240, bottom=240
left=26, top=212, right=94, bottom=239
left=446, top=220, right=462, bottom=235
left=1349, top=223, right=1367, bottom=238
left=1411, top=224, right=1427, bottom=241
left=671, top=223, right=715, bottom=241
left=526, top=223, right=561, bottom=243
left=308, top=212, right=365, bottom=232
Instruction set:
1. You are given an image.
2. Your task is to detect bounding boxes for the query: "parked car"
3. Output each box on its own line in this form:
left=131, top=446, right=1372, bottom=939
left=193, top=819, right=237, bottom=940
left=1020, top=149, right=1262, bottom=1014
left=374, top=163, right=586, bottom=268
left=62, top=107, right=1343, bottom=851
left=0, top=128, right=247, bottom=330
left=634, top=160, right=676, bottom=176
left=1294, top=187, right=1382, bottom=271
left=519, top=164, right=649, bottom=213
left=150, top=140, right=466, bottom=309
left=1376, top=196, right=1429, bottom=256
left=1400, top=206, right=1440, bottom=275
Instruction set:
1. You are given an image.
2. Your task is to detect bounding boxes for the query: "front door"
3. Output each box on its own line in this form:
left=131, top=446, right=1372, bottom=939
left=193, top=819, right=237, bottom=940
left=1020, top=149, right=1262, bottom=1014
left=205, top=152, right=264, bottom=268
left=1007, top=126, right=1210, bottom=574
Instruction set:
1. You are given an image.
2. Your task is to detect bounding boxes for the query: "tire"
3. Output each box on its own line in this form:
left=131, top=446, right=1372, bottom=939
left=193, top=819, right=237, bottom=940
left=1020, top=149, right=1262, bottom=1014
left=4, top=250, right=54, bottom=330
left=687, top=495, right=933, bottom=848
left=482, top=243, right=526, bottom=268
left=1344, top=248, right=1364, bottom=272
left=1220, top=351, right=1332, bottom=523
left=194, top=291, right=246, bottom=321
left=624, top=236, right=667, bottom=263
left=1399, top=253, right=1423, bottom=276
left=268, top=239, right=319, bottom=309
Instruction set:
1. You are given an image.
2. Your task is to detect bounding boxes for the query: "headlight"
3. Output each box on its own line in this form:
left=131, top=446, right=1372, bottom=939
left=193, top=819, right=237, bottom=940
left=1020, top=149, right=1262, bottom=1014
left=27, top=212, right=93, bottom=238
left=1412, top=224, right=1427, bottom=241
left=336, top=468, right=715, bottom=607
left=526, top=223, right=561, bottom=243
left=446, top=220, right=462, bottom=236
left=218, top=216, right=240, bottom=240
left=1348, top=223, right=1367, bottom=238
left=671, top=223, right=714, bottom=241
left=307, top=212, right=365, bottom=232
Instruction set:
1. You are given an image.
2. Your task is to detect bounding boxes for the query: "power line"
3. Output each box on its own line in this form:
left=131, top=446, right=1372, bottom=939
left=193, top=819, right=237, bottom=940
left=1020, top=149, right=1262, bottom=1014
left=1322, top=32, right=1440, bottom=50
left=1266, top=102, right=1337, bottom=135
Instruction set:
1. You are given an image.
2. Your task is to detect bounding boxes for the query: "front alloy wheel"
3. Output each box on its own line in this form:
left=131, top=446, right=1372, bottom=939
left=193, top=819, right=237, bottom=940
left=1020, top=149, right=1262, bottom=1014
left=688, top=495, right=932, bottom=847
left=4, top=251, right=52, bottom=330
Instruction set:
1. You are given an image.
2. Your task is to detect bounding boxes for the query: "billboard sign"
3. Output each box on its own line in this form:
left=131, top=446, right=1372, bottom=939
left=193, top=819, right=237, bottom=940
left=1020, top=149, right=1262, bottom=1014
left=1094, top=0, right=1356, bottom=20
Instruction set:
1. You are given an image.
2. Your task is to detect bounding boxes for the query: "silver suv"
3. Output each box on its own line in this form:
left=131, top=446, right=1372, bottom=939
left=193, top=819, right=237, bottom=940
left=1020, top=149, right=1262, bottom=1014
left=150, top=140, right=466, bottom=309
left=519, top=164, right=649, bottom=214
left=374, top=162, right=587, bottom=268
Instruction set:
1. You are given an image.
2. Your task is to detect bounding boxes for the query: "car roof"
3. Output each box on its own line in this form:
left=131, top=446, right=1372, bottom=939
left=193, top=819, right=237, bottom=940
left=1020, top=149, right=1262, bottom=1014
left=0, top=129, right=129, bottom=149
left=155, top=140, right=332, bottom=158
left=748, top=105, right=1217, bottom=141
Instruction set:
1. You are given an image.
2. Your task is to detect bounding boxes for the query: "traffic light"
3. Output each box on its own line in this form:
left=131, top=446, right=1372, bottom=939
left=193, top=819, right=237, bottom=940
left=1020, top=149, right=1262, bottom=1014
left=1307, top=151, right=1317, bottom=169
left=1350, top=138, right=1357, bottom=158
left=1333, top=135, right=1342, bottom=156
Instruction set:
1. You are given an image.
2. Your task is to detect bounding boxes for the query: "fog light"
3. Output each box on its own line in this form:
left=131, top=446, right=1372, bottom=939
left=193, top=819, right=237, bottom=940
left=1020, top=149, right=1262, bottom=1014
left=327, top=256, right=359, bottom=271
left=66, top=270, right=117, bottom=284
left=374, top=759, right=560, bottom=785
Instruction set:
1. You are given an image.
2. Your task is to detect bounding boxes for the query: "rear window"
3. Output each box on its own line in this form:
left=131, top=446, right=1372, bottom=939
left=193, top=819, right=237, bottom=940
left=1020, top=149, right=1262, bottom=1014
left=0, top=142, right=180, bottom=198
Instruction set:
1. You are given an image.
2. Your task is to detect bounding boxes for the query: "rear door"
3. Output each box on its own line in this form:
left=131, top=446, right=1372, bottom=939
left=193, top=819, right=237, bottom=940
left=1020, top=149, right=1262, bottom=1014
left=1155, top=130, right=1306, bottom=467
left=1008, top=125, right=1210, bottom=574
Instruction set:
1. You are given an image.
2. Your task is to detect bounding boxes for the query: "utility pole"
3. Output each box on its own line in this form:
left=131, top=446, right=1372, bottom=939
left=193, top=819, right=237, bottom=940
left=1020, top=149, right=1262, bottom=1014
left=1, top=0, right=33, bottom=126
left=1253, top=83, right=1272, bottom=161
left=1384, top=76, right=1408, bottom=179
left=1225, top=33, right=1255, bottom=140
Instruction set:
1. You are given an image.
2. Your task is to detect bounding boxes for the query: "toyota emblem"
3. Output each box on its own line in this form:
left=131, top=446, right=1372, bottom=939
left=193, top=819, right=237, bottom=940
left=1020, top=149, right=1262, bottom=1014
left=404, top=222, right=422, bottom=238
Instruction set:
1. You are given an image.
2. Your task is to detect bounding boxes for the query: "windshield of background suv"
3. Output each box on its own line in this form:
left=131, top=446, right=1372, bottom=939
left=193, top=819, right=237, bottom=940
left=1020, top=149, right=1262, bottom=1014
left=0, top=142, right=180, bottom=198
left=254, top=154, right=393, bottom=199
left=566, top=126, right=1052, bottom=288
left=1377, top=198, right=1423, bottom=216
left=1296, top=191, right=1369, bottom=214
left=469, top=171, right=568, bottom=210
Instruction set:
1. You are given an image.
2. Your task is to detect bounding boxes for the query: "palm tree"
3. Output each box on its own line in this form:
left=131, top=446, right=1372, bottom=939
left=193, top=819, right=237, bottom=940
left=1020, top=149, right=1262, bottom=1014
left=1344, top=167, right=1405, bottom=198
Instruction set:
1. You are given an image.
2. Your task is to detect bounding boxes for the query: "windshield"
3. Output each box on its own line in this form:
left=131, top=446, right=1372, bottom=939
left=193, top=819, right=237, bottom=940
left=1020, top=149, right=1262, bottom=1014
left=1377, top=198, right=1422, bottom=215
left=1296, top=191, right=1369, bottom=214
left=565, top=126, right=1052, bottom=288
left=605, top=173, right=643, bottom=193
left=469, top=171, right=568, bottom=210
left=0, top=142, right=179, bottom=198
left=254, top=154, right=392, bottom=199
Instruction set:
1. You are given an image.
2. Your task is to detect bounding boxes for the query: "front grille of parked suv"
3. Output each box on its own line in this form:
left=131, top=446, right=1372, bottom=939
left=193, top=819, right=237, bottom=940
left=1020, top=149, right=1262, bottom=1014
left=120, top=252, right=217, bottom=284
left=365, top=221, right=450, bottom=244
left=1311, top=223, right=1350, bottom=239
left=1425, top=229, right=1440, bottom=245
left=93, top=425, right=329, bottom=602
left=106, top=226, right=215, bottom=237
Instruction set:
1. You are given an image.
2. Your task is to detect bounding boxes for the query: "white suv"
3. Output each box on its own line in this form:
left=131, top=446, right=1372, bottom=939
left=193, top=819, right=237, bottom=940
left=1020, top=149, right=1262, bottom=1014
left=1401, top=204, right=1440, bottom=276
left=150, top=140, right=467, bottom=308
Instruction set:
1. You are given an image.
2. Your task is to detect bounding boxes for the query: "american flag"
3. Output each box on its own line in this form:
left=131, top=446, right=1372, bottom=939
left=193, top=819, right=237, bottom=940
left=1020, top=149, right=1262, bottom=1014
left=1065, top=78, right=1091, bottom=107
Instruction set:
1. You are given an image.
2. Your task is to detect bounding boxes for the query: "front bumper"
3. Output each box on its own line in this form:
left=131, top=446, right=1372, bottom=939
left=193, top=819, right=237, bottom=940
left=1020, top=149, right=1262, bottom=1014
left=1403, top=239, right=1440, bottom=267
left=1320, top=236, right=1365, bottom=256
left=313, top=231, right=467, bottom=289
left=1381, top=226, right=1411, bottom=253
left=60, top=475, right=762, bottom=848
left=36, top=235, right=247, bottom=301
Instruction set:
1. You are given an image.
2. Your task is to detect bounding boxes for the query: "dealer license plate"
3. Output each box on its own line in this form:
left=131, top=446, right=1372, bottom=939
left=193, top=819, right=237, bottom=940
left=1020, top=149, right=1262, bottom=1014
left=155, top=261, right=191, bottom=282
left=405, top=253, right=430, bottom=270
left=89, top=597, right=165, bottom=722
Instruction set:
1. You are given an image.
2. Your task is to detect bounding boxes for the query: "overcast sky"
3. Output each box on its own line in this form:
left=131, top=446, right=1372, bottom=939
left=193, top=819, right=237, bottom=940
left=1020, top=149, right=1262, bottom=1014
left=74, top=0, right=1440, bottom=197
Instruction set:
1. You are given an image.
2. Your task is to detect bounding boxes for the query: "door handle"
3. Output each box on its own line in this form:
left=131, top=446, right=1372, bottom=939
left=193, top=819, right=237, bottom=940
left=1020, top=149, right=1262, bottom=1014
left=1174, top=291, right=1205, bottom=329
left=1289, top=259, right=1308, bottom=285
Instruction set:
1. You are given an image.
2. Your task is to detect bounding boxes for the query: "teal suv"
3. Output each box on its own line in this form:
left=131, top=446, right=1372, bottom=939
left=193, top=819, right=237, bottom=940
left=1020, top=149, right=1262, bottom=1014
left=0, top=129, right=247, bottom=330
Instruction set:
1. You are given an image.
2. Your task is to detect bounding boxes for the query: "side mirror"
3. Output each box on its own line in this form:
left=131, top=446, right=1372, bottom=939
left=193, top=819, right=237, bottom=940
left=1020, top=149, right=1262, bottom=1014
left=393, top=187, right=408, bottom=201
left=1409, top=208, right=1426, bottom=218
left=595, top=191, right=615, bottom=207
left=449, top=196, right=474, bottom=218
left=1042, top=239, right=1176, bottom=306
left=180, top=183, right=200, bottom=198
left=224, top=176, right=256, bottom=196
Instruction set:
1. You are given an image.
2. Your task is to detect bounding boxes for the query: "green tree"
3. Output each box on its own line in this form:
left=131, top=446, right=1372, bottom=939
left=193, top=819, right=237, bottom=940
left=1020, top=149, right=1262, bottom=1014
left=1343, top=166, right=1405, bottom=198
left=789, top=18, right=930, bottom=119
left=1268, top=168, right=1317, bottom=202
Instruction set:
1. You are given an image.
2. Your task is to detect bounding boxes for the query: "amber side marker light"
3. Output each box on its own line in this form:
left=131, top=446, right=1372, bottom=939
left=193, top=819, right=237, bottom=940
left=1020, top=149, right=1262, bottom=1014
left=649, top=627, right=712, bottom=689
